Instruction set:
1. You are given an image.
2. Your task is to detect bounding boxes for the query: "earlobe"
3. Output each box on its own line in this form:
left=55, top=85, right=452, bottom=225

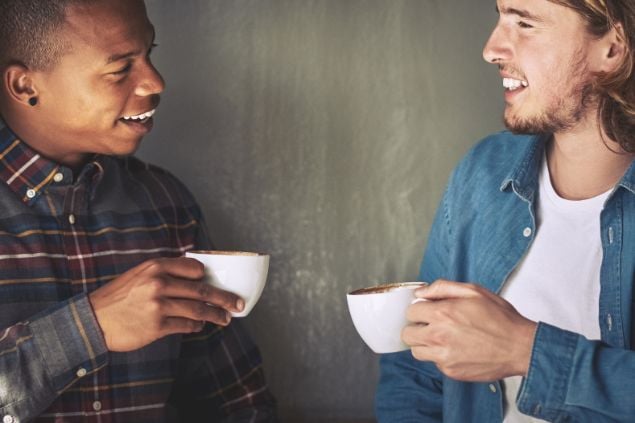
left=3, top=64, right=38, bottom=107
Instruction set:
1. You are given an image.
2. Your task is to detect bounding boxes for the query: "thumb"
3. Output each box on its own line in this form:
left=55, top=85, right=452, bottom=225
left=415, top=280, right=482, bottom=300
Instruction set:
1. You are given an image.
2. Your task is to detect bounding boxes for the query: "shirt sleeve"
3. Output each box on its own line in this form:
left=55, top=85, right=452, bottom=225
left=170, top=206, right=277, bottom=422
left=0, top=292, right=109, bottom=421
left=169, top=321, right=277, bottom=422
left=376, top=173, right=456, bottom=422
left=517, top=322, right=635, bottom=421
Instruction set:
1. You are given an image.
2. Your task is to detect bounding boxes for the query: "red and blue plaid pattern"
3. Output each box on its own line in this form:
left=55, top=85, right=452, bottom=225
left=0, top=123, right=276, bottom=422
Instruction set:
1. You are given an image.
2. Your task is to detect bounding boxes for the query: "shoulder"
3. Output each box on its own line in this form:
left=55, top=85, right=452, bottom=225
left=451, top=130, right=538, bottom=186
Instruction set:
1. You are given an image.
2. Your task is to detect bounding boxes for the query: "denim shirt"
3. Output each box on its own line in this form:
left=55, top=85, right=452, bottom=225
left=376, top=131, right=635, bottom=422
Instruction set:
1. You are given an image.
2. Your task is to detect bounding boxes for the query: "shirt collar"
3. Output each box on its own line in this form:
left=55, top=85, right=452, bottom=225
left=499, top=133, right=548, bottom=203
left=619, top=158, right=635, bottom=195
left=499, top=132, right=635, bottom=199
left=0, top=121, right=105, bottom=205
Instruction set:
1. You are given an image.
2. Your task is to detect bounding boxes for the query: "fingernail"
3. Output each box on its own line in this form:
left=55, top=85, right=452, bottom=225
left=236, top=298, right=245, bottom=311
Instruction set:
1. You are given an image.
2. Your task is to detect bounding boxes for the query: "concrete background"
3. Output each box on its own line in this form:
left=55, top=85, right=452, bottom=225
left=141, top=1, right=504, bottom=421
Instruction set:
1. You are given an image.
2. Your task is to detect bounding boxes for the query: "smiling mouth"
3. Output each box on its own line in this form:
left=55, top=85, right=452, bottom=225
left=503, top=77, right=529, bottom=91
left=120, top=109, right=156, bottom=124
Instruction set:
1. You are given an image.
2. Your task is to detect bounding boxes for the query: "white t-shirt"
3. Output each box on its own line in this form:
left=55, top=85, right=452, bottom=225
left=500, top=155, right=610, bottom=422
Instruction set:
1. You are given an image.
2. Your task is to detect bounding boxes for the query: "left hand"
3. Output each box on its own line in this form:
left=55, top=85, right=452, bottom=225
left=402, top=279, right=538, bottom=382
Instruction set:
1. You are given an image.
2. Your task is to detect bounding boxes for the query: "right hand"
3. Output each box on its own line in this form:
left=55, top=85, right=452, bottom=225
left=88, top=257, right=244, bottom=352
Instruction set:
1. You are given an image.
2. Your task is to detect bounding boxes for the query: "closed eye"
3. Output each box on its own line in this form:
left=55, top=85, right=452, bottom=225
left=112, top=62, right=132, bottom=75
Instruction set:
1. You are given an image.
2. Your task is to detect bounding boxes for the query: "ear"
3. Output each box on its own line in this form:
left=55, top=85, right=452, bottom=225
left=594, top=23, right=627, bottom=73
left=3, top=64, right=38, bottom=107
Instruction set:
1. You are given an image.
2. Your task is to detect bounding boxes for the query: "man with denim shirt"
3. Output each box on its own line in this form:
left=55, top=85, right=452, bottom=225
left=377, top=0, right=635, bottom=421
left=0, top=0, right=276, bottom=421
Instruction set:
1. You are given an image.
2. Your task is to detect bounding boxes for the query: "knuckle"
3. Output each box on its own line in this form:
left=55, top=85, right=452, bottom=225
left=145, top=258, right=165, bottom=273
left=195, top=301, right=208, bottom=319
left=189, top=319, right=204, bottom=333
left=148, top=298, right=163, bottom=315
left=197, top=283, right=212, bottom=299
left=147, top=276, right=166, bottom=293
left=411, top=347, right=425, bottom=361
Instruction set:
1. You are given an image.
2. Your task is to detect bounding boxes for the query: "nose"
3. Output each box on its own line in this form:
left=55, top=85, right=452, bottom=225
left=482, top=22, right=511, bottom=64
left=134, top=60, right=165, bottom=97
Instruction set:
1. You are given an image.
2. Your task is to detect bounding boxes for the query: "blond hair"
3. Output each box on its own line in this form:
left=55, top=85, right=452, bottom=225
left=551, top=0, right=635, bottom=152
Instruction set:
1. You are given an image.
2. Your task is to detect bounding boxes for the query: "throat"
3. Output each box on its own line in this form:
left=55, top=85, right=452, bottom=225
left=547, top=138, right=633, bottom=200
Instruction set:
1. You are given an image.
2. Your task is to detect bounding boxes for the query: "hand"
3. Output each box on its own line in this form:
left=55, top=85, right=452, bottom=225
left=88, top=257, right=244, bottom=352
left=402, top=279, right=538, bottom=382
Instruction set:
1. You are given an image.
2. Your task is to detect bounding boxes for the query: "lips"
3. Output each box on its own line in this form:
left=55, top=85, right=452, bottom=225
left=118, top=108, right=156, bottom=135
left=120, top=109, right=156, bottom=124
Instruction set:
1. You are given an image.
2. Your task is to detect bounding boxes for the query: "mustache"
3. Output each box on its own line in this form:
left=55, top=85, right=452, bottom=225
left=498, top=64, right=527, bottom=80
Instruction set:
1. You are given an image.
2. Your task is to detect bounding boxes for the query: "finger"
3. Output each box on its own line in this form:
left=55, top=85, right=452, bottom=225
left=144, top=257, right=206, bottom=280
left=401, top=323, right=430, bottom=347
left=160, top=278, right=244, bottom=312
left=162, top=298, right=231, bottom=326
left=415, top=280, right=485, bottom=300
left=161, top=317, right=206, bottom=336
left=410, top=345, right=445, bottom=363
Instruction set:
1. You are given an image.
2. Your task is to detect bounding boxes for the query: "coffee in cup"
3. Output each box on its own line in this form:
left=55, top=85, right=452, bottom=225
left=347, top=282, right=427, bottom=353
left=185, top=250, right=269, bottom=317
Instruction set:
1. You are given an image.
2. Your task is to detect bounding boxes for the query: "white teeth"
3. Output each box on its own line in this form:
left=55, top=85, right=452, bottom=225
left=503, top=78, right=528, bottom=91
left=122, top=109, right=156, bottom=121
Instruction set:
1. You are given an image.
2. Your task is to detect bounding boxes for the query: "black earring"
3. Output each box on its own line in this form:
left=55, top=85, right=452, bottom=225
left=28, top=97, right=38, bottom=107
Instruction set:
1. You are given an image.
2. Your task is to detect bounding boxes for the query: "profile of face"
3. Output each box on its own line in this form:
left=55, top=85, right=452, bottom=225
left=482, top=0, right=611, bottom=134
left=23, top=0, right=164, bottom=167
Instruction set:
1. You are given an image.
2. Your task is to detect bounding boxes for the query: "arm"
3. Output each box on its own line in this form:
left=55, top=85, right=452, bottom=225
left=170, top=321, right=277, bottom=422
left=376, top=178, right=454, bottom=422
left=517, top=323, right=635, bottom=421
left=0, top=293, right=108, bottom=420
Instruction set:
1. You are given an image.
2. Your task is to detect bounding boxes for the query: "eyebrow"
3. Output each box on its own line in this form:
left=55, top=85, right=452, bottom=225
left=106, top=26, right=156, bottom=64
left=496, top=6, right=546, bottom=22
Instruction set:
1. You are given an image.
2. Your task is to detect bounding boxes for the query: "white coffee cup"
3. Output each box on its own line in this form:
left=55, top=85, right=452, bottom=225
left=347, top=282, right=427, bottom=353
left=185, top=250, right=270, bottom=317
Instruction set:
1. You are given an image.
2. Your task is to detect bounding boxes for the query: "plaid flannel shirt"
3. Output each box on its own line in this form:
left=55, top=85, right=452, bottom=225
left=0, top=123, right=276, bottom=422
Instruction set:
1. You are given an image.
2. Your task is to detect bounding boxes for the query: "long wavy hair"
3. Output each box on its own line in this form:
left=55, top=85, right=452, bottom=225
left=550, top=0, right=635, bottom=152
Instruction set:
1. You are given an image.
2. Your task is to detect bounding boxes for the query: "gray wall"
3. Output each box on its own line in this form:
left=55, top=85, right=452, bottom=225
left=141, top=1, right=503, bottom=421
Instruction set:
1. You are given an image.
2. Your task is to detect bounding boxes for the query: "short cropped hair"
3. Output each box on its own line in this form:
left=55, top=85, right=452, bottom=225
left=550, top=0, right=635, bottom=153
left=0, top=0, right=95, bottom=71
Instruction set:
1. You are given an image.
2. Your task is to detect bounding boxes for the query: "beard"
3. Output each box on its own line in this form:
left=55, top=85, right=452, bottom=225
left=503, top=53, right=598, bottom=135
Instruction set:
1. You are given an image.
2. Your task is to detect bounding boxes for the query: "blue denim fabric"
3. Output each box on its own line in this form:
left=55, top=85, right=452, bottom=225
left=376, top=131, right=635, bottom=422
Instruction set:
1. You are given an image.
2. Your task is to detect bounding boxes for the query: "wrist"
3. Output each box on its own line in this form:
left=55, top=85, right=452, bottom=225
left=516, top=320, right=538, bottom=376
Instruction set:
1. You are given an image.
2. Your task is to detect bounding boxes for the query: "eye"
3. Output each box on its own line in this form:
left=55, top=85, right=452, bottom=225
left=112, top=62, right=132, bottom=75
left=148, top=43, right=158, bottom=56
left=517, top=20, right=533, bottom=29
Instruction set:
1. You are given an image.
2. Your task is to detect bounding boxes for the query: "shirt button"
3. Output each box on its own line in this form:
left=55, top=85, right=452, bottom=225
left=523, top=227, right=532, bottom=237
left=68, top=214, right=76, bottom=225
left=489, top=383, right=497, bottom=393
left=92, top=401, right=102, bottom=411
left=26, top=189, right=36, bottom=199
left=53, top=172, right=64, bottom=183
left=76, top=367, right=87, bottom=377
left=3, top=415, right=14, bottom=423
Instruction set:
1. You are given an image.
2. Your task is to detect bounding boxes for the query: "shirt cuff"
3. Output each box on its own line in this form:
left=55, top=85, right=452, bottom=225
left=29, top=292, right=109, bottom=393
left=516, top=322, right=577, bottom=420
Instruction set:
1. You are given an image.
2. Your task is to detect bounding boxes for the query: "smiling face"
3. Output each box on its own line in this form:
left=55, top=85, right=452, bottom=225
left=19, top=0, right=164, bottom=167
left=483, top=0, right=606, bottom=134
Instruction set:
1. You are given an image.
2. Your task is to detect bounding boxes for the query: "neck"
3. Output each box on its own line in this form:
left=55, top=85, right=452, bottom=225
left=548, top=115, right=634, bottom=200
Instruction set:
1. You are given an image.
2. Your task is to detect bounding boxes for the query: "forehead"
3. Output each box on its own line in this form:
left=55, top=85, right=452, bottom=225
left=496, top=0, right=573, bottom=16
left=497, top=0, right=590, bottom=32
left=61, top=0, right=153, bottom=60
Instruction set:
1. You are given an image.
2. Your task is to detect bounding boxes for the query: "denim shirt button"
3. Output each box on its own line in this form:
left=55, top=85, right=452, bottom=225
left=488, top=383, right=497, bottom=393
left=523, top=227, right=532, bottom=237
